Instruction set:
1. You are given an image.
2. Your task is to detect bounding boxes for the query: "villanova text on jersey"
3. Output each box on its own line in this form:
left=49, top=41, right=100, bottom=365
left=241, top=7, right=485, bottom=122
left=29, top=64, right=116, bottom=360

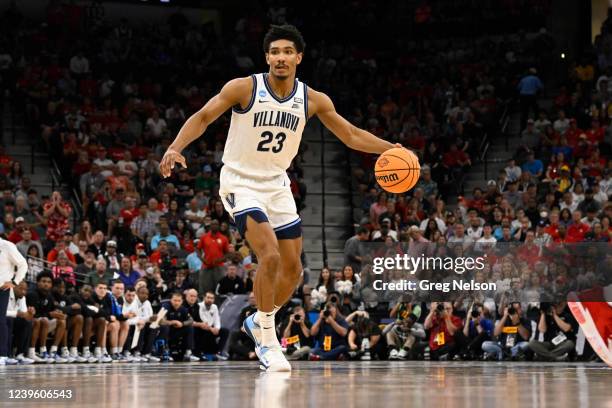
left=253, top=110, right=300, bottom=132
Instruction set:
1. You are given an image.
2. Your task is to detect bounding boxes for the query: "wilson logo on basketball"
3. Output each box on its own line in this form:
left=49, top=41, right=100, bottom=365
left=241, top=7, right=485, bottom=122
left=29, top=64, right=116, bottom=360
left=378, top=158, right=390, bottom=168
left=376, top=173, right=399, bottom=183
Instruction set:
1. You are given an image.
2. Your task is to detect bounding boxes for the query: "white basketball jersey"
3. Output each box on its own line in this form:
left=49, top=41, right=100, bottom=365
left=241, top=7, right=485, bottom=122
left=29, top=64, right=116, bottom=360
left=222, top=73, right=308, bottom=178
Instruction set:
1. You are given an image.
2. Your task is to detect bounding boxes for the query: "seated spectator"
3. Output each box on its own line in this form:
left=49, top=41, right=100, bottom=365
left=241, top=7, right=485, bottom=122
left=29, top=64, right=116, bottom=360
left=8, top=217, right=40, bottom=243
left=6, top=281, right=35, bottom=364
left=346, top=310, right=383, bottom=360
left=85, top=258, right=115, bottom=288
left=107, top=281, right=130, bottom=361
left=117, top=257, right=140, bottom=288
left=185, top=290, right=229, bottom=360
left=227, top=292, right=258, bottom=361
left=88, top=230, right=107, bottom=258
left=159, top=292, right=199, bottom=362
left=47, top=240, right=76, bottom=265
left=26, top=271, right=68, bottom=363
left=528, top=300, right=578, bottom=361
left=16, top=228, right=43, bottom=258
left=75, top=249, right=96, bottom=281
left=521, top=151, right=544, bottom=179
left=281, top=305, right=312, bottom=361
left=215, top=264, right=245, bottom=297
left=87, top=282, right=114, bottom=363
left=123, top=286, right=159, bottom=362
left=309, top=303, right=349, bottom=361
left=167, top=266, right=194, bottom=294
left=102, top=240, right=123, bottom=271
left=51, top=279, right=86, bottom=362
left=151, top=221, right=181, bottom=250
left=130, top=203, right=156, bottom=244
left=424, top=302, right=463, bottom=360
left=51, top=251, right=77, bottom=288
left=482, top=302, right=531, bottom=360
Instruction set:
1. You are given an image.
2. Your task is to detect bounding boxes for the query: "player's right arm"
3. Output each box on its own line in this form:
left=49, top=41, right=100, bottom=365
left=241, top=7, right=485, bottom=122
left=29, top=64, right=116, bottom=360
left=159, top=77, right=253, bottom=178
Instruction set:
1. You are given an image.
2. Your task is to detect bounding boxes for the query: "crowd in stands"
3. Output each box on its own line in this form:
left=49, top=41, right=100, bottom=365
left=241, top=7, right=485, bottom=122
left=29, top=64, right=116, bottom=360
left=0, top=0, right=609, bottom=364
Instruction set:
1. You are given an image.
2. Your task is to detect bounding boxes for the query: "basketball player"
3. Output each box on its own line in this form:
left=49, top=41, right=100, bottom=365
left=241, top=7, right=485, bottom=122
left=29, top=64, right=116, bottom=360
left=160, top=25, right=403, bottom=371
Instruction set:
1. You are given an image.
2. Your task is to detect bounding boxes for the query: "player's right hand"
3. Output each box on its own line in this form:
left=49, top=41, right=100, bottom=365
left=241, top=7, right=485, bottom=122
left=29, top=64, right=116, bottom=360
left=159, top=148, right=187, bottom=178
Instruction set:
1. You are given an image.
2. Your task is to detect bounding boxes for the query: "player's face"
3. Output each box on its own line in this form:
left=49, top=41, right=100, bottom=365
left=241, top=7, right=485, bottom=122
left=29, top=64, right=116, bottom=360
left=266, top=39, right=302, bottom=79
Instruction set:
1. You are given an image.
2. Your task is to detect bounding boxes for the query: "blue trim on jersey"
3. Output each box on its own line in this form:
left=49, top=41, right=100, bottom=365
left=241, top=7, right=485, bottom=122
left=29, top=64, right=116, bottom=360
left=232, top=75, right=257, bottom=114
left=233, top=208, right=268, bottom=236
left=304, top=83, right=309, bottom=121
left=263, top=73, right=298, bottom=103
left=274, top=218, right=302, bottom=240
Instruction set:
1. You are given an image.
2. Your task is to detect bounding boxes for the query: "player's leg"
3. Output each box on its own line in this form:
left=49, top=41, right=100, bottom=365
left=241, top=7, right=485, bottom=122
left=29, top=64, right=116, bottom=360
left=275, top=237, right=303, bottom=307
left=244, top=216, right=281, bottom=316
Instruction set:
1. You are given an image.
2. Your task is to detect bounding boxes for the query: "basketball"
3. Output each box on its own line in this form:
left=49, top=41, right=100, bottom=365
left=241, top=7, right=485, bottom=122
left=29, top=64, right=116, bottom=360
left=374, top=147, right=421, bottom=193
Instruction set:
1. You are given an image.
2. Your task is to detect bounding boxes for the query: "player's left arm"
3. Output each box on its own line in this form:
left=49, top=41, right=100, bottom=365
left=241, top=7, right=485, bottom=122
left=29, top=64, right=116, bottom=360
left=309, top=88, right=400, bottom=154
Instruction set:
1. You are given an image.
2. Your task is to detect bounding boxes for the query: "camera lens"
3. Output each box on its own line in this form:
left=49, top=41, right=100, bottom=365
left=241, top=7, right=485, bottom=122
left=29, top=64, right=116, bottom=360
left=323, top=310, right=331, bottom=318
left=471, top=310, right=480, bottom=318
left=294, top=314, right=301, bottom=321
left=436, top=304, right=444, bottom=312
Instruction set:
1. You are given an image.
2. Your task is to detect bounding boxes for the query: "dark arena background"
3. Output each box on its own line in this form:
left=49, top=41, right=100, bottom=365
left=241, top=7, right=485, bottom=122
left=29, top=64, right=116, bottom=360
left=0, top=0, right=611, bottom=407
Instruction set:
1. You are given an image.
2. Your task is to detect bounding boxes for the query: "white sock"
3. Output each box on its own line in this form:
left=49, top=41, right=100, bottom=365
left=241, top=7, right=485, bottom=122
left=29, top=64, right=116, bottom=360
left=185, top=350, right=192, bottom=356
left=94, top=347, right=102, bottom=356
left=256, top=311, right=277, bottom=346
left=70, top=347, right=78, bottom=356
left=28, top=348, right=35, bottom=357
left=112, top=347, right=119, bottom=354
left=254, top=306, right=281, bottom=325
left=40, top=346, right=47, bottom=354
left=50, top=345, right=58, bottom=353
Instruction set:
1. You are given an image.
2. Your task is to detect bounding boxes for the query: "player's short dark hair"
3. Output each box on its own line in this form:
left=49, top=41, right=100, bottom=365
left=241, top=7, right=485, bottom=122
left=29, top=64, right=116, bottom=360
left=263, top=24, right=305, bottom=53
left=170, top=291, right=183, bottom=299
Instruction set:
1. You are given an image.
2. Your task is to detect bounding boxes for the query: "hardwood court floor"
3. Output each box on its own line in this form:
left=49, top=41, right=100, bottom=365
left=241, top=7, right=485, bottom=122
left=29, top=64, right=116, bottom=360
left=1, top=361, right=611, bottom=407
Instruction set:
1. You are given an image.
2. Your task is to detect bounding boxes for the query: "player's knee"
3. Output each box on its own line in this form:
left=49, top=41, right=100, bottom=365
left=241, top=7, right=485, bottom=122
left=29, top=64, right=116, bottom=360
left=57, top=319, right=66, bottom=328
left=73, top=315, right=84, bottom=324
left=259, top=246, right=281, bottom=266
left=39, top=318, right=49, bottom=327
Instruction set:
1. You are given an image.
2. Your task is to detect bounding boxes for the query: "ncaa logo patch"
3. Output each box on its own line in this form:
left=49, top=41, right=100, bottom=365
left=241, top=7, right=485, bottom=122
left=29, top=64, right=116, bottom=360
left=378, top=157, right=390, bottom=168
left=258, top=90, right=267, bottom=97
left=294, top=97, right=303, bottom=104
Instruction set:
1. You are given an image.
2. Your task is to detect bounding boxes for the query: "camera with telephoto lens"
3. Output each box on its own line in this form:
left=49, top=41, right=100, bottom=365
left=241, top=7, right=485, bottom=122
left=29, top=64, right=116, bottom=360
left=540, top=302, right=552, bottom=314
left=435, top=303, right=445, bottom=314
left=323, top=305, right=332, bottom=318
left=329, top=294, right=339, bottom=304
left=507, top=306, right=517, bottom=316
left=471, top=309, right=481, bottom=319
left=294, top=314, right=301, bottom=322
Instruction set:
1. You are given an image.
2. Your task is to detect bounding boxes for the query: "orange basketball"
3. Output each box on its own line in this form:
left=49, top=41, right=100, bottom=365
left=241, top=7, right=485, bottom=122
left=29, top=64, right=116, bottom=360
left=374, top=147, right=421, bottom=193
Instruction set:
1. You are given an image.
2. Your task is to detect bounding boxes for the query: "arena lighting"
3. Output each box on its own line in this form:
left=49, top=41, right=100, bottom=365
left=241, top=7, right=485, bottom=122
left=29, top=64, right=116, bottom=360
left=561, top=52, right=566, bottom=59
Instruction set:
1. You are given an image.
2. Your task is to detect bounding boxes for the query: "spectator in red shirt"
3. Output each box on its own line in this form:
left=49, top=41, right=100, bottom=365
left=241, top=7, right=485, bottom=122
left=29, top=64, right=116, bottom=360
left=0, top=146, right=12, bottom=175
left=197, top=219, right=229, bottom=296
left=585, top=117, right=605, bottom=145
left=564, top=118, right=582, bottom=148
left=424, top=301, right=463, bottom=360
left=516, top=230, right=541, bottom=266
left=567, top=210, right=590, bottom=241
left=43, top=191, right=72, bottom=244
left=7, top=217, right=40, bottom=243
left=119, top=195, right=139, bottom=227
left=47, top=240, right=77, bottom=266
